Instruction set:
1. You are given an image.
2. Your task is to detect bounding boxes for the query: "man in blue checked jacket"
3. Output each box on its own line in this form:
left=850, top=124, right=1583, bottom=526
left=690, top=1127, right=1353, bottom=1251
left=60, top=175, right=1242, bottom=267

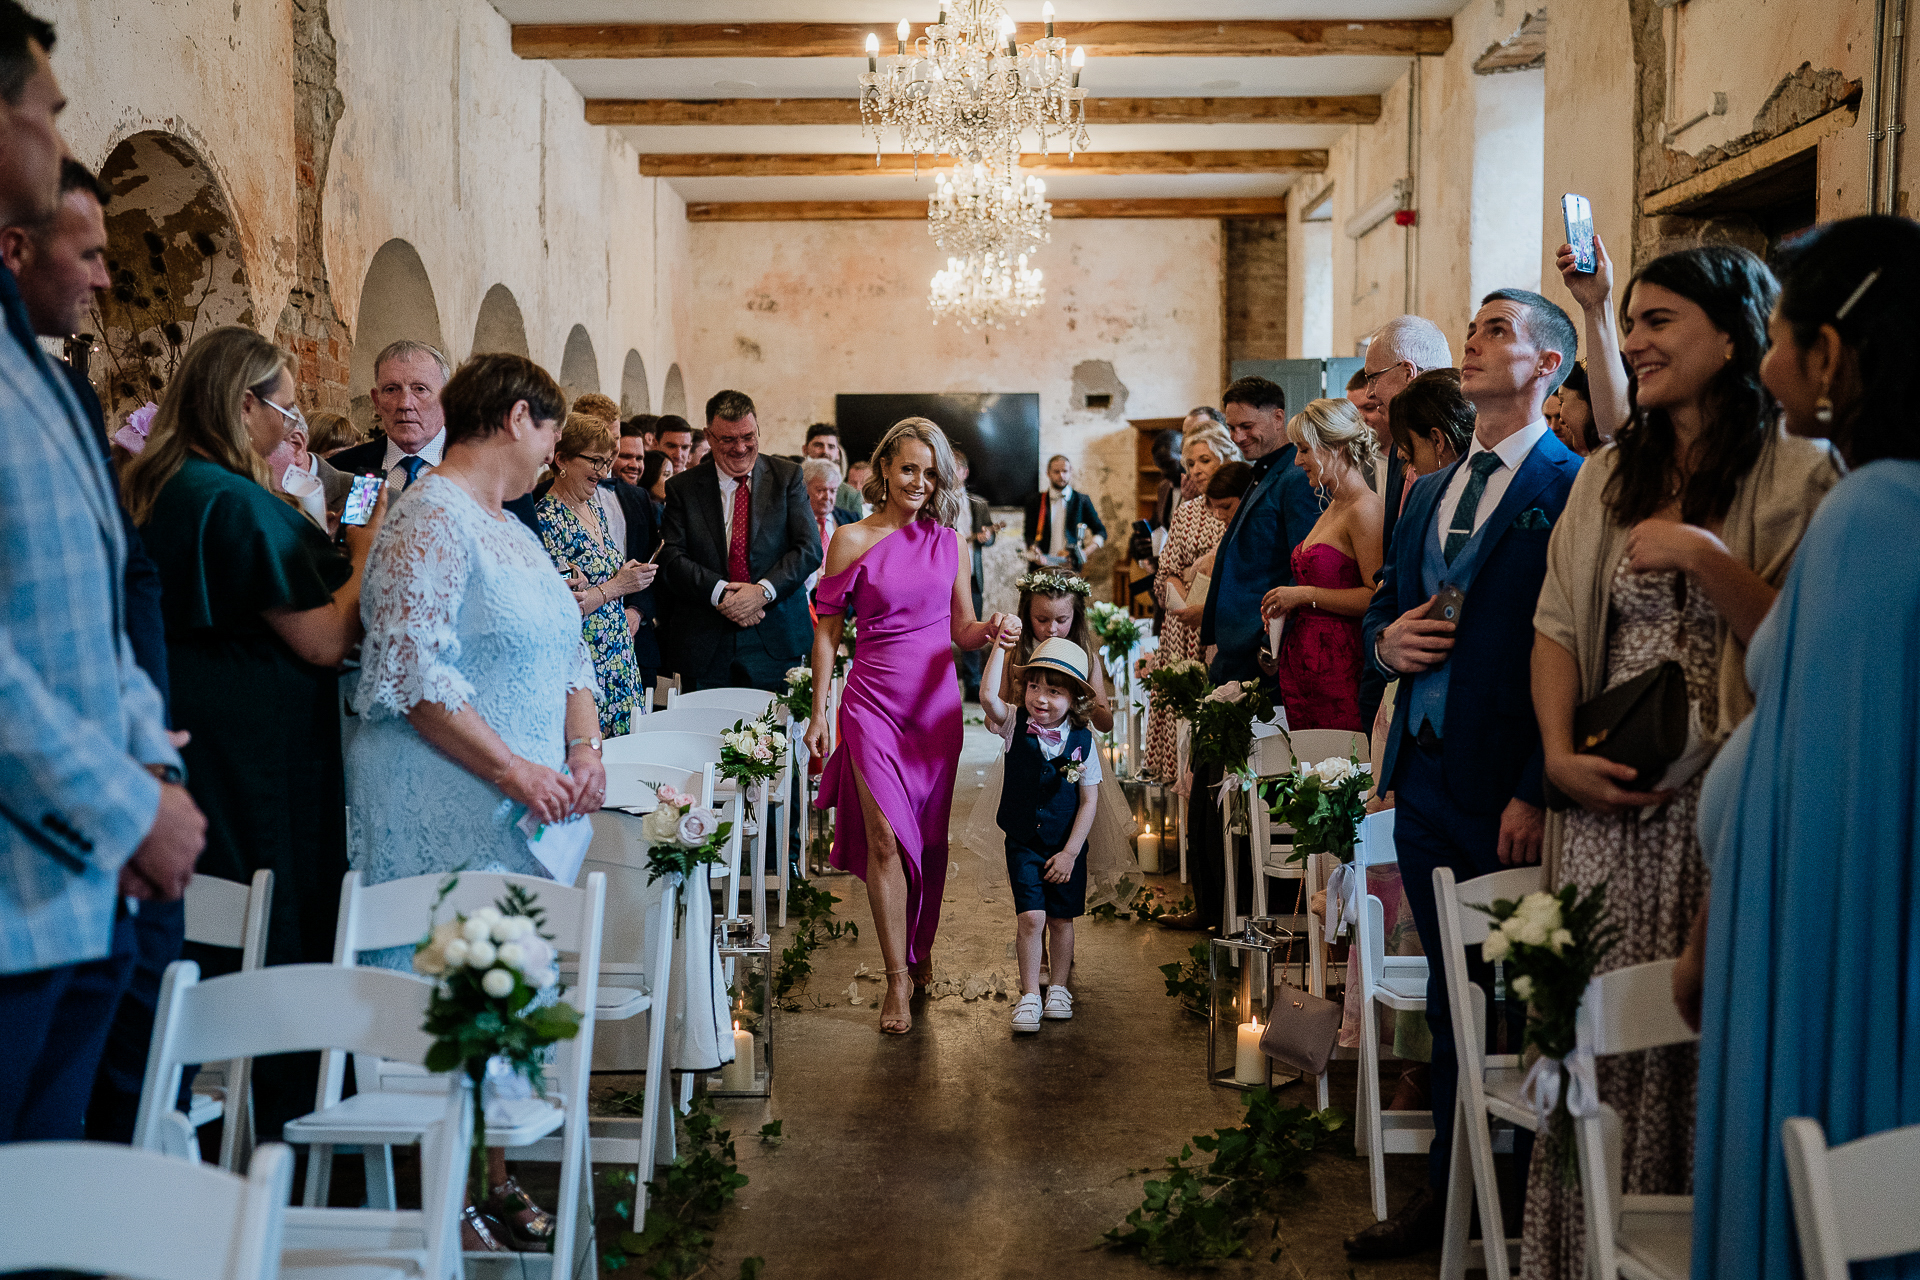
left=0, top=7, right=206, bottom=1144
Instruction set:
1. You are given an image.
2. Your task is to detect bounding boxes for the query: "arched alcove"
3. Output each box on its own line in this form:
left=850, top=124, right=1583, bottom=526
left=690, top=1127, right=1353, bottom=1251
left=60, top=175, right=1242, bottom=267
left=351, top=239, right=444, bottom=429
left=91, top=131, right=254, bottom=424
left=471, top=283, right=530, bottom=359
left=661, top=362, right=687, bottom=419
left=558, top=325, right=600, bottom=404
left=620, top=349, right=649, bottom=417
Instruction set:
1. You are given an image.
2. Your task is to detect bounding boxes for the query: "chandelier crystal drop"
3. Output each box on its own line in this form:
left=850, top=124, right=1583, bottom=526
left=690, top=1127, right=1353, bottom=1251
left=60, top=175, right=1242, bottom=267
left=859, top=2, right=1090, bottom=172
left=928, top=161, right=1051, bottom=257
left=928, top=248, right=1045, bottom=331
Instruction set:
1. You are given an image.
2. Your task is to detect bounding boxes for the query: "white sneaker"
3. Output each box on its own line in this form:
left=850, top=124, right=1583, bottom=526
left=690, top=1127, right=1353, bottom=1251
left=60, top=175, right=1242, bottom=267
left=1012, top=992, right=1043, bottom=1033
left=1043, top=986, right=1074, bottom=1020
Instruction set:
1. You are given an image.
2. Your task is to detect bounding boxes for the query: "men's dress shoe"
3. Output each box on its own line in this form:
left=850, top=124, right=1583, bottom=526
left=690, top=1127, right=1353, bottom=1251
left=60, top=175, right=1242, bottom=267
left=1344, top=1186, right=1444, bottom=1259
left=1156, top=911, right=1213, bottom=932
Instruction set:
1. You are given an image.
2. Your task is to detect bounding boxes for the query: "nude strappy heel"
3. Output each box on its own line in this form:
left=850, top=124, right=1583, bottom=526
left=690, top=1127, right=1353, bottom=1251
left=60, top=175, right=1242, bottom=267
left=880, top=966, right=913, bottom=1035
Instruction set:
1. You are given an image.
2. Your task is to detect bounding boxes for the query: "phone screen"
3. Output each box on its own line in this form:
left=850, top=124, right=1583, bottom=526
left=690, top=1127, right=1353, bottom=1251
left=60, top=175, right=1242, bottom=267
left=340, top=474, right=383, bottom=526
left=1562, top=194, right=1596, bottom=274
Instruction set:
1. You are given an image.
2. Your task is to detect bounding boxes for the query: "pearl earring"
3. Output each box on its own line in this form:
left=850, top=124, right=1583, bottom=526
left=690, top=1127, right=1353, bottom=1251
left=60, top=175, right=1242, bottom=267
left=1814, top=397, right=1834, bottom=426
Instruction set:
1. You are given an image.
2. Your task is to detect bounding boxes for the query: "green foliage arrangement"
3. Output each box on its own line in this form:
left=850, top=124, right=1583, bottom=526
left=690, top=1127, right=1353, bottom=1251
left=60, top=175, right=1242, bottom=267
left=599, top=1094, right=776, bottom=1278
left=1265, top=744, right=1374, bottom=863
left=772, top=878, right=859, bottom=1009
left=1088, top=879, right=1190, bottom=924
left=1104, top=1089, right=1349, bottom=1266
left=1187, top=680, right=1275, bottom=773
left=1140, top=657, right=1211, bottom=722
left=1158, top=938, right=1212, bottom=1018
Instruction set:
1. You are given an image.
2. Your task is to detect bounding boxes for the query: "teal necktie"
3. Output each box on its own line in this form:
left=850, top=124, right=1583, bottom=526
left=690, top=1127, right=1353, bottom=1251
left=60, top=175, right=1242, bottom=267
left=399, top=455, right=427, bottom=490
left=1443, top=451, right=1505, bottom=565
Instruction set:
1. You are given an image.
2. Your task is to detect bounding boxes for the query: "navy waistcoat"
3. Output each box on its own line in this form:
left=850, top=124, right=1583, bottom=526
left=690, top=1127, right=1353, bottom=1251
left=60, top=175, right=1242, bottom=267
left=996, top=709, right=1094, bottom=850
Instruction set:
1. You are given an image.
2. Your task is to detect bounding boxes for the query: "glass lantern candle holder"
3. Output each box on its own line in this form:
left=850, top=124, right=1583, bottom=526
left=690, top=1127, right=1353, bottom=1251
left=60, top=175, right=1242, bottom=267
left=1206, top=921, right=1309, bottom=1091
left=710, top=922, right=773, bottom=1098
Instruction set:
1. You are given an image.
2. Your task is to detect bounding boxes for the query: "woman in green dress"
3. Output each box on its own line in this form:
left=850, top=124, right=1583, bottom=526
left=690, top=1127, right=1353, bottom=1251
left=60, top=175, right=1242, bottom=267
left=123, top=326, right=386, bottom=1143
left=535, top=413, right=652, bottom=735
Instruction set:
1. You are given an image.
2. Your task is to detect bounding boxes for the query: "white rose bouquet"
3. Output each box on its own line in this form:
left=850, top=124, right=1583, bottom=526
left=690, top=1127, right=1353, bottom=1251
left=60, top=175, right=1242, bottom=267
left=1265, top=747, right=1374, bottom=864
left=412, top=878, right=581, bottom=1203
left=719, top=714, right=784, bottom=792
left=1141, top=657, right=1210, bottom=722
left=1476, top=882, right=1621, bottom=1185
left=778, top=666, right=814, bottom=722
left=639, top=782, right=733, bottom=888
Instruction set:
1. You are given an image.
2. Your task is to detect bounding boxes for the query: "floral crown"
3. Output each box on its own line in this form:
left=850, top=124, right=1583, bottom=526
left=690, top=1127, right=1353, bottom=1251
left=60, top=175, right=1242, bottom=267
left=1015, top=570, right=1092, bottom=598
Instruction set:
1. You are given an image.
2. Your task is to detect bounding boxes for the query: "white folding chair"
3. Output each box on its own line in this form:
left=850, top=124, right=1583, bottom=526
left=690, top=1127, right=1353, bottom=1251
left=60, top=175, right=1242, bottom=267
left=617, top=716, right=762, bottom=934
left=1434, top=863, right=1546, bottom=1280
left=0, top=1137, right=293, bottom=1280
left=1785, top=1116, right=1920, bottom=1280
left=1571, top=959, right=1698, bottom=1280
left=180, top=868, right=275, bottom=1170
left=291, top=871, right=610, bottom=1280
left=661, top=690, right=794, bottom=927
left=1350, top=810, right=1435, bottom=1221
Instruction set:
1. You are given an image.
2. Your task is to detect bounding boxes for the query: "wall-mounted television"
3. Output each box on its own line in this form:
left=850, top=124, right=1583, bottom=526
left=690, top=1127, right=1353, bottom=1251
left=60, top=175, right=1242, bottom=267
left=833, top=393, right=1040, bottom=509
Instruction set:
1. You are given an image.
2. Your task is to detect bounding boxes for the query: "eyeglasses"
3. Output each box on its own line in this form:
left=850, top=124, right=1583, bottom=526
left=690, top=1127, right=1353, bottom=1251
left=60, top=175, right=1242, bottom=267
left=250, top=390, right=307, bottom=433
left=1361, top=361, right=1411, bottom=394
left=577, top=453, right=614, bottom=474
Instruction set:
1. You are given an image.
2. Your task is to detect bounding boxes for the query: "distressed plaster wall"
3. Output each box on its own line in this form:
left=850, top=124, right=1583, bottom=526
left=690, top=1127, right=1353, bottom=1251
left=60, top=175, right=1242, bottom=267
left=684, top=217, right=1223, bottom=548
left=43, top=0, right=693, bottom=419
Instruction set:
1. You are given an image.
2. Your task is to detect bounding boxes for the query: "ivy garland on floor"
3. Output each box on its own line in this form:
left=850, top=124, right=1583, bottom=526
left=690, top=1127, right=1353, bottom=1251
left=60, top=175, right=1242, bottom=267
left=1159, top=939, right=1212, bottom=1018
left=1104, top=1089, right=1349, bottom=1267
left=598, top=1093, right=781, bottom=1278
left=1088, top=877, right=1192, bottom=924
left=771, top=878, right=859, bottom=1009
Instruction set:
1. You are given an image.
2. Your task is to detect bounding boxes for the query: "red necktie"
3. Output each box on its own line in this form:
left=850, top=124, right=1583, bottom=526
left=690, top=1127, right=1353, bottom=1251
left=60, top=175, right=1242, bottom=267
left=728, top=478, right=751, bottom=581
left=819, top=515, right=831, bottom=552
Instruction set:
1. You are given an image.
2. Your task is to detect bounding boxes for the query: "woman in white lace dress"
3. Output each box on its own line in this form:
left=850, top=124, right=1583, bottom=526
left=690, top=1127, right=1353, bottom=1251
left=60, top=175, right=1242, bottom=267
left=348, top=352, right=606, bottom=907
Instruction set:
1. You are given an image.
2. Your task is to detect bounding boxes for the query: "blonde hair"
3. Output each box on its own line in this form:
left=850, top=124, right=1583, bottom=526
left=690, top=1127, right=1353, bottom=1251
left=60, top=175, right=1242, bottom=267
left=862, top=416, right=964, bottom=526
left=122, top=326, right=292, bottom=525
left=569, top=392, right=620, bottom=426
left=1287, top=397, right=1379, bottom=480
left=1182, top=424, right=1242, bottom=467
left=307, top=409, right=365, bottom=455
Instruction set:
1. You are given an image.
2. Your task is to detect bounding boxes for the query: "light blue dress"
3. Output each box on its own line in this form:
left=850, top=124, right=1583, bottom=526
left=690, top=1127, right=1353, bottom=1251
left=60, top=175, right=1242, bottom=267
left=346, top=475, right=595, bottom=955
left=1693, top=461, right=1920, bottom=1280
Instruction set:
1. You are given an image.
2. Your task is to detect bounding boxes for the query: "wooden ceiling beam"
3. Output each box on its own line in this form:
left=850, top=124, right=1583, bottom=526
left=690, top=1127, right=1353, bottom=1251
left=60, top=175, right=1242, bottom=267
left=639, top=150, right=1325, bottom=177
left=685, top=197, right=1290, bottom=221
left=587, top=95, right=1381, bottom=127
left=514, top=21, right=1452, bottom=60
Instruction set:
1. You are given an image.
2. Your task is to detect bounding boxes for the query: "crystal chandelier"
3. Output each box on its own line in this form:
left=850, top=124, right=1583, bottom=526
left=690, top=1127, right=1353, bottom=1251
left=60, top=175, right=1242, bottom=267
left=928, top=161, right=1051, bottom=258
left=860, top=2, right=1090, bottom=172
left=928, top=247, right=1045, bottom=330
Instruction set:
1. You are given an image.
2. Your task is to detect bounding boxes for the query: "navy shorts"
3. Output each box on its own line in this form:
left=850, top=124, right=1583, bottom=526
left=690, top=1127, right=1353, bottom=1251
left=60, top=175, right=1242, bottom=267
left=1004, top=838, right=1088, bottom=919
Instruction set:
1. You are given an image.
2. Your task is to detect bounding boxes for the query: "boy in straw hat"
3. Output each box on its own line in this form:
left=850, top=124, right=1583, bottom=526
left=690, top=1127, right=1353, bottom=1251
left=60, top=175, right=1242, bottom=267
left=979, top=626, right=1102, bottom=1033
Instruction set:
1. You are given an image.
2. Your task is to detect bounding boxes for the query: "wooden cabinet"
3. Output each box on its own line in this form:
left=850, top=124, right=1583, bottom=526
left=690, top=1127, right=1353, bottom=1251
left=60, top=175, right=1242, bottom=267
left=1129, top=416, right=1184, bottom=522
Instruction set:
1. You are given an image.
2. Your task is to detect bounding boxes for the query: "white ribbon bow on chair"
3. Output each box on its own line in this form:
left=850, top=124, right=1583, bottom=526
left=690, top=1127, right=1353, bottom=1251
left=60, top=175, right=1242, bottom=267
left=1323, top=861, right=1360, bottom=941
left=1519, top=1047, right=1601, bottom=1131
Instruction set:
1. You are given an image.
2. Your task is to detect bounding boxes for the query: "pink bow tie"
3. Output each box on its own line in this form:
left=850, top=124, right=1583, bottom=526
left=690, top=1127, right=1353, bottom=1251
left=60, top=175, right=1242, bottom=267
left=1027, top=722, right=1064, bottom=746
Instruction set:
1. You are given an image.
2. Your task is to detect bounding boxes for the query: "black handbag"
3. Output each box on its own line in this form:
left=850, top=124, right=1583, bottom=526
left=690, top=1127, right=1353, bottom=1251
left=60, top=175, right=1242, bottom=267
left=1545, top=579, right=1692, bottom=811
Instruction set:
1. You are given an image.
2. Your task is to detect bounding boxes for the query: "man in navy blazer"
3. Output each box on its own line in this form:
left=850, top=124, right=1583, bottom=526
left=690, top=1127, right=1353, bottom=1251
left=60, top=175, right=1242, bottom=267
left=1346, top=291, right=1583, bottom=1258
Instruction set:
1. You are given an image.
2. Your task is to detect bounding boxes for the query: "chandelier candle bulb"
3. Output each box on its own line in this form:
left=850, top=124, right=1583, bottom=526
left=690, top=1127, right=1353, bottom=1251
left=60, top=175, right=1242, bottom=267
left=866, top=31, right=878, bottom=71
left=897, top=19, right=909, bottom=55
left=1043, top=1, right=1055, bottom=37
left=1234, top=1017, right=1267, bottom=1086
left=1070, top=46, right=1084, bottom=86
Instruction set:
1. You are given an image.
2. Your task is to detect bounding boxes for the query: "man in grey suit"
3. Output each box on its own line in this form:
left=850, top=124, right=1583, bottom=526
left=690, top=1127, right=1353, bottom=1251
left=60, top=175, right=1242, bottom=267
left=0, top=6, right=206, bottom=1143
left=658, top=389, right=822, bottom=693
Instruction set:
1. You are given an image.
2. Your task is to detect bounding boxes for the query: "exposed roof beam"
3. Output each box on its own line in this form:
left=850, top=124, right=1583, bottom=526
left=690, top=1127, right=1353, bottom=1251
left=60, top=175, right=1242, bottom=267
left=685, top=197, right=1290, bottom=221
left=639, top=150, right=1326, bottom=177
left=588, top=95, right=1381, bottom=127
left=514, top=21, right=1452, bottom=60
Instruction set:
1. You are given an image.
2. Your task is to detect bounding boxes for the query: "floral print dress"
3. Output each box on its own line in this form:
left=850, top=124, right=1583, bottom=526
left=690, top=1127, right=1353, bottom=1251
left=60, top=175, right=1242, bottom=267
left=535, top=494, right=639, bottom=736
left=1144, top=496, right=1225, bottom=780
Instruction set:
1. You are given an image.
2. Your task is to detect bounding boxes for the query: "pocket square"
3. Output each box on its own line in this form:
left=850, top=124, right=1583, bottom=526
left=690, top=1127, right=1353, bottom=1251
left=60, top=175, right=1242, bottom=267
left=1514, top=507, right=1554, bottom=531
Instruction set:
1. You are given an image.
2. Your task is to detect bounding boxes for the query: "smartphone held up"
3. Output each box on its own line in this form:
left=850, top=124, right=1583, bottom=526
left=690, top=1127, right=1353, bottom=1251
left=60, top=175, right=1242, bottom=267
left=340, top=474, right=383, bottom=526
left=1562, top=193, right=1596, bottom=274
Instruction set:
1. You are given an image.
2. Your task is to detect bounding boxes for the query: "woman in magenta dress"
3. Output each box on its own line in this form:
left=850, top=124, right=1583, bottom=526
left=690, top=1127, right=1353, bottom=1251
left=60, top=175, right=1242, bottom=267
left=1261, top=398, right=1384, bottom=731
left=804, top=418, right=1011, bottom=1035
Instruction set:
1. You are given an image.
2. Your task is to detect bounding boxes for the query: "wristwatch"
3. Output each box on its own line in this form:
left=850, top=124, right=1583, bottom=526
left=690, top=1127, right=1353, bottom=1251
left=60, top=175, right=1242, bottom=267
left=566, top=735, right=603, bottom=754
left=759, top=582, right=776, bottom=603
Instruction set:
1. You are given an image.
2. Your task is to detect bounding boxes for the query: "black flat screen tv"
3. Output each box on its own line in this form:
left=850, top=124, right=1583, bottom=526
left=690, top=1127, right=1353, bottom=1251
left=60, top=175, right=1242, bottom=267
left=833, top=393, right=1040, bottom=509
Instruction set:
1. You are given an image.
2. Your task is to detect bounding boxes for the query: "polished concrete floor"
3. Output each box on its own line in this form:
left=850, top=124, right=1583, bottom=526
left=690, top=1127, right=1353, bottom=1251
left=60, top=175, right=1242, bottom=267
left=593, top=722, right=1442, bottom=1278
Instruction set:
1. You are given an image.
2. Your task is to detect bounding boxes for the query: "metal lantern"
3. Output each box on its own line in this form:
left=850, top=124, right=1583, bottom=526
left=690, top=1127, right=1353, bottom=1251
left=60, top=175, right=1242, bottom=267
left=710, top=920, right=773, bottom=1098
left=1206, top=920, right=1309, bottom=1091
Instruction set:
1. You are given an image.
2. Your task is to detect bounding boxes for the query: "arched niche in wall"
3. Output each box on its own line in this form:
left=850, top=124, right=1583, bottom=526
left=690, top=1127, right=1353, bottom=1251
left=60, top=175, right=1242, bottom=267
left=661, top=363, right=687, bottom=419
left=559, top=325, right=600, bottom=404
left=350, top=239, right=444, bottom=430
left=471, top=283, right=530, bottom=359
left=91, top=131, right=255, bottom=426
left=620, top=349, right=649, bottom=417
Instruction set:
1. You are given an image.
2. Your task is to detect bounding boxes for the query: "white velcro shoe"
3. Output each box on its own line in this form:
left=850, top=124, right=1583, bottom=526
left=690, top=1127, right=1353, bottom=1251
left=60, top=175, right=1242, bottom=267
left=1043, top=986, right=1074, bottom=1020
left=1011, top=992, right=1043, bottom=1033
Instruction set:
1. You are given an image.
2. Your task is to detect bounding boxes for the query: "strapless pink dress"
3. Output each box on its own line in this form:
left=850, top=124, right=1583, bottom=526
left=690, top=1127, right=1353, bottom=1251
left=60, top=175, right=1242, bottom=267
left=813, top=520, right=963, bottom=965
left=1275, top=542, right=1364, bottom=731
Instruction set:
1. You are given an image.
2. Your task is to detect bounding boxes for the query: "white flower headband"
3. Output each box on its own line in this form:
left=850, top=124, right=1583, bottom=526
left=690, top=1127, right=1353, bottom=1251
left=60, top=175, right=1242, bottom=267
left=1016, top=570, right=1092, bottom=598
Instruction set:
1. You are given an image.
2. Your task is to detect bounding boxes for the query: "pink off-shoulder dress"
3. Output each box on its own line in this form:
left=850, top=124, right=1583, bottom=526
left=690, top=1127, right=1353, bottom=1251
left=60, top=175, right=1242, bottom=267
left=813, top=519, right=963, bottom=965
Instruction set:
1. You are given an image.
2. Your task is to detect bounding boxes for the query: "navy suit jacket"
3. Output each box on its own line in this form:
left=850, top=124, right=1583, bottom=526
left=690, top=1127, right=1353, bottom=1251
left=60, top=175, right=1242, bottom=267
left=1362, top=431, right=1582, bottom=816
left=1357, top=449, right=1407, bottom=726
left=1199, top=444, right=1322, bottom=684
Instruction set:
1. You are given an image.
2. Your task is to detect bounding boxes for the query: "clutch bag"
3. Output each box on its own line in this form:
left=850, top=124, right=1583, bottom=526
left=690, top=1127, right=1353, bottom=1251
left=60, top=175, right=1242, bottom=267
left=1260, top=982, right=1343, bottom=1077
left=1545, top=659, right=1689, bottom=811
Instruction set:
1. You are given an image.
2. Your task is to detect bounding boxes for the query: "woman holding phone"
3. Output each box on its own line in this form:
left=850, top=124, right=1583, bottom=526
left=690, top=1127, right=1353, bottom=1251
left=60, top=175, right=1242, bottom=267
left=123, top=326, right=386, bottom=1147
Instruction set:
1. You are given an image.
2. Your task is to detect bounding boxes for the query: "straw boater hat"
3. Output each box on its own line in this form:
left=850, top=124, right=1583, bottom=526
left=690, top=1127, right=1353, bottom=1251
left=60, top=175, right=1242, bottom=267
left=1011, top=637, right=1095, bottom=700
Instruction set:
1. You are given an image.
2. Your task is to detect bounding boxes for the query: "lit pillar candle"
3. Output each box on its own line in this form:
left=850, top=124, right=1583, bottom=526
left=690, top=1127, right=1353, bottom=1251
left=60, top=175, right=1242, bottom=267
left=1137, top=829, right=1161, bottom=873
left=1234, top=1018, right=1266, bottom=1085
left=720, top=1021, right=755, bottom=1091
left=865, top=32, right=878, bottom=72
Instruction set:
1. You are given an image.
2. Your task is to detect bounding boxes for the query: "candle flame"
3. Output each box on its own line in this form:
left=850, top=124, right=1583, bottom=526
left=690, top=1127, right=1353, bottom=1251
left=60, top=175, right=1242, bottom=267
left=733, top=1020, right=741, bottom=1031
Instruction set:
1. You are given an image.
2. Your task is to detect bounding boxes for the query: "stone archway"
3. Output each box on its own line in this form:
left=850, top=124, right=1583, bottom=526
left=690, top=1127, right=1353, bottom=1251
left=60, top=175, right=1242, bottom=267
left=620, top=349, right=649, bottom=417
left=559, top=324, right=600, bottom=404
left=90, top=131, right=254, bottom=425
left=472, top=283, right=530, bottom=358
left=661, top=362, right=687, bottom=418
left=350, top=239, right=445, bottom=430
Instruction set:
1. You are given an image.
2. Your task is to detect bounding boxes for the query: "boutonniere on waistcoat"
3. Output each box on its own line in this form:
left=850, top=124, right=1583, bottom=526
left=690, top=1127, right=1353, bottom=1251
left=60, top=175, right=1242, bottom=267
left=1514, top=507, right=1554, bottom=531
left=1058, top=746, right=1086, bottom=785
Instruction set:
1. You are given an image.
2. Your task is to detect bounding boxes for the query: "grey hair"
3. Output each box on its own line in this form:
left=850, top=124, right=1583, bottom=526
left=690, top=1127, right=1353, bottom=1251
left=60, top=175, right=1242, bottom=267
left=373, top=339, right=451, bottom=384
left=1181, top=424, right=1242, bottom=466
left=1369, top=315, right=1453, bottom=373
left=801, top=456, right=843, bottom=490
left=863, top=416, right=964, bottom=526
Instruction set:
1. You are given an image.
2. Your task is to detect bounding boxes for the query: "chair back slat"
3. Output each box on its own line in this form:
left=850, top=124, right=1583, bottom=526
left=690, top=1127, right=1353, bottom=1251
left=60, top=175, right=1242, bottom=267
left=1437, top=865, right=1544, bottom=946
left=184, top=870, right=272, bottom=967
left=1355, top=809, right=1396, bottom=868
left=1575, top=959, right=1697, bottom=1057
left=1791, top=1119, right=1920, bottom=1267
left=604, top=728, right=722, bottom=767
left=632, top=705, right=757, bottom=736
left=176, top=963, right=437, bottom=1066
left=603, top=759, right=717, bottom=810
left=1287, top=728, right=1371, bottom=768
left=336, top=869, right=595, bottom=956
left=666, top=688, right=777, bottom=717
